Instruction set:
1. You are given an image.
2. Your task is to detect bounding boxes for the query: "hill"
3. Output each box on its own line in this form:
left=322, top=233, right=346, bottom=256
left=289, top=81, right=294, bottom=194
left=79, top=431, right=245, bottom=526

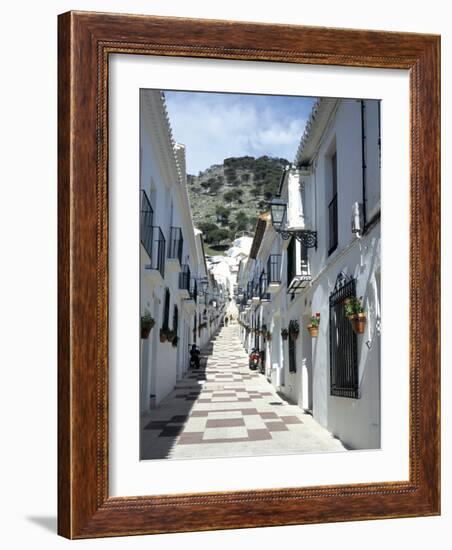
left=187, top=156, right=288, bottom=254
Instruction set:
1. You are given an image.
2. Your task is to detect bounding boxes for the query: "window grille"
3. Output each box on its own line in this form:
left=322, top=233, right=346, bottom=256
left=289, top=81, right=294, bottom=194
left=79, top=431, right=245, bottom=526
left=329, top=274, right=359, bottom=398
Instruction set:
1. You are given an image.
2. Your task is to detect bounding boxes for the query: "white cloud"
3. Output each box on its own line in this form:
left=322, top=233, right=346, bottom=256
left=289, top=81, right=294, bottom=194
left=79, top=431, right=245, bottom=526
left=164, top=92, right=314, bottom=174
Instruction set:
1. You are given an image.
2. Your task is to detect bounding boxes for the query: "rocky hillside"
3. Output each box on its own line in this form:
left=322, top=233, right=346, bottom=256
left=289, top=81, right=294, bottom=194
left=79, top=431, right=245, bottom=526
left=187, top=156, right=288, bottom=253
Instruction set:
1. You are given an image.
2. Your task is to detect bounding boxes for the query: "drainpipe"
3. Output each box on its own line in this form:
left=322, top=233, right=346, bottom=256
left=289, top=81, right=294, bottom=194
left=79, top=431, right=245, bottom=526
left=360, top=100, right=368, bottom=230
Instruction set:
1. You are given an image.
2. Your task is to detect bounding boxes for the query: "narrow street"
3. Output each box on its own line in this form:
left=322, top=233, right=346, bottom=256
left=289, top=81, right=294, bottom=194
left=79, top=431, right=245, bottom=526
left=141, top=323, right=345, bottom=460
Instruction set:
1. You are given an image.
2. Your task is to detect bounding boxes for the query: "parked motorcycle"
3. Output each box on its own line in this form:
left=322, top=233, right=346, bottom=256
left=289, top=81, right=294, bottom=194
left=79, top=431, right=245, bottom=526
left=248, top=349, right=260, bottom=371
left=189, top=344, right=201, bottom=369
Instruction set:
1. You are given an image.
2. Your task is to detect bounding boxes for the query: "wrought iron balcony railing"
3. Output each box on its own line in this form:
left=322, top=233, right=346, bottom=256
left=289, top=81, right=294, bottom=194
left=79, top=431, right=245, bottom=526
left=140, top=190, right=154, bottom=258
left=144, top=226, right=166, bottom=279
left=259, top=270, right=270, bottom=301
left=179, top=264, right=190, bottom=292
left=267, top=254, right=282, bottom=284
left=168, top=226, right=183, bottom=264
left=190, top=278, right=198, bottom=303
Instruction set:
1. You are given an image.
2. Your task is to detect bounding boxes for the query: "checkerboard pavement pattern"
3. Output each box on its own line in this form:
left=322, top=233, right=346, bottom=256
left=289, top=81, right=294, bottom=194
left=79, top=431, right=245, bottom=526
left=140, top=323, right=345, bottom=459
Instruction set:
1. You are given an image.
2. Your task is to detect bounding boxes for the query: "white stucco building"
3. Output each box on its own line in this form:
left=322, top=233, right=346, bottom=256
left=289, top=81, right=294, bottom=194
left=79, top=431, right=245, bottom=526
left=140, top=90, right=225, bottom=413
left=237, top=98, right=381, bottom=450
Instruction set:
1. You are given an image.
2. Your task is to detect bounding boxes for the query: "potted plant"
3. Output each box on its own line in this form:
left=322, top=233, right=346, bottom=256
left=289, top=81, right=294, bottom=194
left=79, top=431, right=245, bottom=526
left=281, top=328, right=289, bottom=341
left=307, top=313, right=320, bottom=337
left=165, top=329, right=175, bottom=342
left=159, top=328, right=168, bottom=343
left=266, top=331, right=272, bottom=341
left=289, top=320, right=300, bottom=339
left=344, top=296, right=367, bottom=334
left=141, top=310, right=155, bottom=339
left=171, top=335, right=179, bottom=347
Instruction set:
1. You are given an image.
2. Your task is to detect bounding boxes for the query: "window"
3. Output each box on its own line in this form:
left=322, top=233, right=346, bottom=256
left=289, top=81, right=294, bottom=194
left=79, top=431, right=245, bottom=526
left=300, top=242, right=309, bottom=274
left=328, top=151, right=338, bottom=255
left=162, top=288, right=170, bottom=330
left=287, top=237, right=296, bottom=287
left=329, top=276, right=359, bottom=398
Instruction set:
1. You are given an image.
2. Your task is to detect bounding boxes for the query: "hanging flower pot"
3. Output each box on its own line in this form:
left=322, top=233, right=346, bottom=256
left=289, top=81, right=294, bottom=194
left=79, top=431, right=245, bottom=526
left=166, top=329, right=176, bottom=342
left=171, top=335, right=179, bottom=348
left=266, top=331, right=272, bottom=341
left=141, top=326, right=151, bottom=339
left=350, top=312, right=367, bottom=334
left=281, top=328, right=289, bottom=341
left=141, top=310, right=155, bottom=339
left=344, top=297, right=367, bottom=334
left=289, top=320, right=300, bottom=340
left=307, top=313, right=320, bottom=338
left=159, top=328, right=167, bottom=343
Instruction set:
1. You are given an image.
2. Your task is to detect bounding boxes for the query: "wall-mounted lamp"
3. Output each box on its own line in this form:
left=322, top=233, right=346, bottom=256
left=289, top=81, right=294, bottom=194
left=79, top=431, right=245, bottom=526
left=269, top=197, right=317, bottom=248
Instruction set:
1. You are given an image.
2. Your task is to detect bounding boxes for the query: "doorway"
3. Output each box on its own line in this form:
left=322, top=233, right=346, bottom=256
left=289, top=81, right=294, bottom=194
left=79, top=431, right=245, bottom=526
left=301, top=313, right=313, bottom=412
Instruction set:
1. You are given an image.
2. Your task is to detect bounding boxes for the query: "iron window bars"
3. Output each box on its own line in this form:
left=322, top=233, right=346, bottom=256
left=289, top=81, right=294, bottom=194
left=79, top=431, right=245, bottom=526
left=329, top=274, right=359, bottom=398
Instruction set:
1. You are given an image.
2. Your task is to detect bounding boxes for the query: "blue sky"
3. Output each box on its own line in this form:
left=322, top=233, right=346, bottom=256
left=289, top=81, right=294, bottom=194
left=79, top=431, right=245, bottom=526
left=164, top=91, right=316, bottom=175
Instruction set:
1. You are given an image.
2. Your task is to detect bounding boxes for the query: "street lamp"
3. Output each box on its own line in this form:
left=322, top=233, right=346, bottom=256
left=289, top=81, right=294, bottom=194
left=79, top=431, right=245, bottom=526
left=269, top=198, right=287, bottom=230
left=269, top=197, right=317, bottom=249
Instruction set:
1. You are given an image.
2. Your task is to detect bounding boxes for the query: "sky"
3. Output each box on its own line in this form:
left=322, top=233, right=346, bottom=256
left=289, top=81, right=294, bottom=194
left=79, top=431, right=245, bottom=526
left=164, top=91, right=316, bottom=175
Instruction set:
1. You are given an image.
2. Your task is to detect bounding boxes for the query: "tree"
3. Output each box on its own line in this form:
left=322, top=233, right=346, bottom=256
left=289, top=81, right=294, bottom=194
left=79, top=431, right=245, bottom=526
left=208, top=179, right=223, bottom=194
left=224, top=189, right=242, bottom=203
left=215, top=205, right=230, bottom=225
left=235, top=212, right=249, bottom=232
left=197, top=222, right=219, bottom=243
left=210, top=228, right=231, bottom=244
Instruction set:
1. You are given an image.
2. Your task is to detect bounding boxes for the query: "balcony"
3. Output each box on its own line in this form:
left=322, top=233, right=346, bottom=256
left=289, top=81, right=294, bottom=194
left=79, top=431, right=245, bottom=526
left=287, top=272, right=312, bottom=294
left=259, top=271, right=271, bottom=303
left=143, top=226, right=166, bottom=284
left=182, top=278, right=198, bottom=313
left=287, top=239, right=312, bottom=295
left=140, top=190, right=154, bottom=258
left=267, top=254, right=282, bottom=293
left=141, top=190, right=166, bottom=282
left=179, top=264, right=191, bottom=299
left=166, top=226, right=183, bottom=272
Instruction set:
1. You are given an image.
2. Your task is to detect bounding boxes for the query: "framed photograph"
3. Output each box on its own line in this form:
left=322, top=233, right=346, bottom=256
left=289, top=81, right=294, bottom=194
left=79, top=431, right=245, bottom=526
left=58, top=11, right=440, bottom=538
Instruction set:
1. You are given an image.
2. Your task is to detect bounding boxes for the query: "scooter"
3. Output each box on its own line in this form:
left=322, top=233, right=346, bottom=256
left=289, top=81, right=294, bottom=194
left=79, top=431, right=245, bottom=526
left=248, top=349, right=260, bottom=371
left=189, top=345, right=201, bottom=369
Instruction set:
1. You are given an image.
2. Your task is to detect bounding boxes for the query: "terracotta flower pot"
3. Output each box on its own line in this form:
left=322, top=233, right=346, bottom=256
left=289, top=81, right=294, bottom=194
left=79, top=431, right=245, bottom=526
left=307, top=325, right=319, bottom=338
left=141, top=326, right=151, bottom=339
left=290, top=330, right=300, bottom=340
left=159, top=329, right=167, bottom=343
left=350, top=313, right=367, bottom=334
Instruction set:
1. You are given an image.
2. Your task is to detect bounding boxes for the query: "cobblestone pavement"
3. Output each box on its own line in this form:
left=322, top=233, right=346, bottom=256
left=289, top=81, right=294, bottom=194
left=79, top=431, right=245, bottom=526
left=140, top=323, right=345, bottom=460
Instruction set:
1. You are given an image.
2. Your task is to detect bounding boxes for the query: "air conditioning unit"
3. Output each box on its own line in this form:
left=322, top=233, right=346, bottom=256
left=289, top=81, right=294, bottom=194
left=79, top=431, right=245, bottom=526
left=351, top=202, right=364, bottom=236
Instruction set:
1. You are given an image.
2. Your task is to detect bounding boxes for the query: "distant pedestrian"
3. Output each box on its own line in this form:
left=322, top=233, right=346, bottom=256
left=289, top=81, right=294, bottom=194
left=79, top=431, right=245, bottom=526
left=224, top=316, right=229, bottom=326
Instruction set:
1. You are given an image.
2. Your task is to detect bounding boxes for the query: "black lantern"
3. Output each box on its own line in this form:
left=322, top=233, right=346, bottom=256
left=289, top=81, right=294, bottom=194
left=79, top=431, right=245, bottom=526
left=270, top=198, right=287, bottom=229
left=269, top=197, right=317, bottom=248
